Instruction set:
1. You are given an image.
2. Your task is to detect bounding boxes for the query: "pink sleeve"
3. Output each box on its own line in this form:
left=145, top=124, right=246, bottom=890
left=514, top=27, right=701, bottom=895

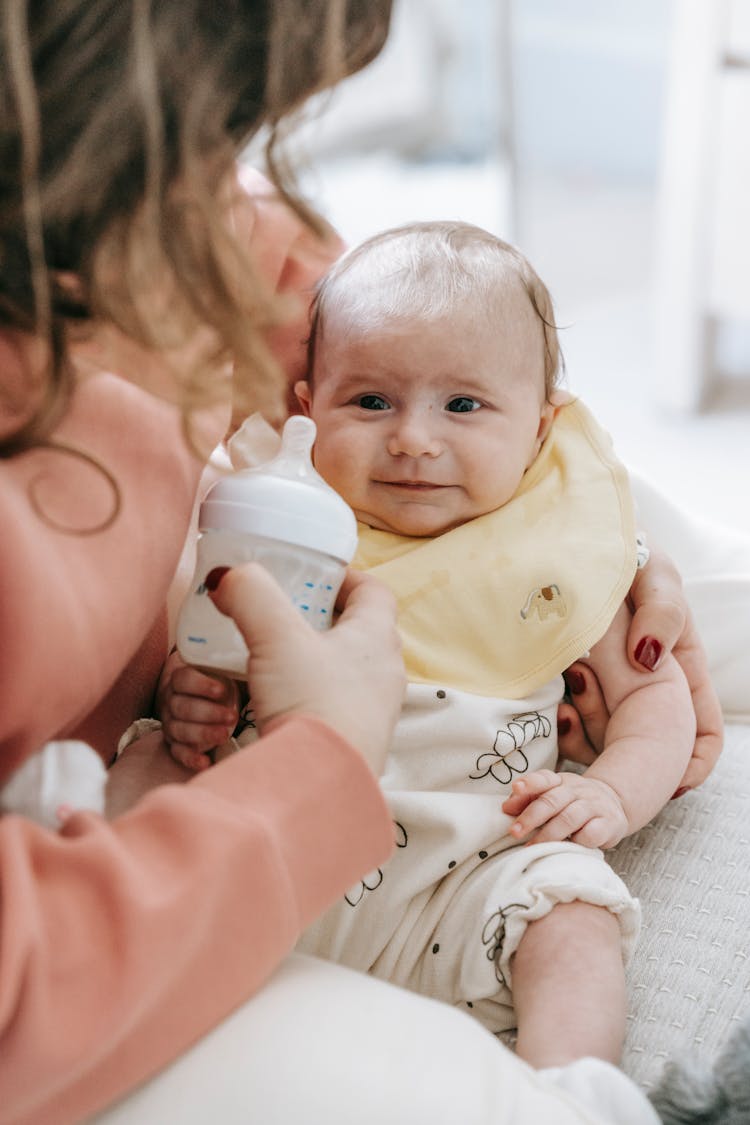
left=0, top=715, right=393, bottom=1125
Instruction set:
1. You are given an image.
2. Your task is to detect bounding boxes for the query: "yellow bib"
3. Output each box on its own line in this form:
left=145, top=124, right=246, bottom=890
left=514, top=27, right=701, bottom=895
left=354, top=399, right=637, bottom=699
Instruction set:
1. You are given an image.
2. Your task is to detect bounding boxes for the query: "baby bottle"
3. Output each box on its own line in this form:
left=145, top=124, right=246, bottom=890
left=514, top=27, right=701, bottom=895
left=176, top=415, right=358, bottom=679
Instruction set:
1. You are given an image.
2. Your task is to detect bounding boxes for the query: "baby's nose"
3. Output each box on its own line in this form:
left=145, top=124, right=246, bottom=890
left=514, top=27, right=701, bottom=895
left=387, top=413, right=441, bottom=457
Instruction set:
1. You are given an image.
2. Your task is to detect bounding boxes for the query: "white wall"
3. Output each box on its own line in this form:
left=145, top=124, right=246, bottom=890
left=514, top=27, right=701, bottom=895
left=288, top=0, right=673, bottom=184
left=513, top=0, right=672, bottom=182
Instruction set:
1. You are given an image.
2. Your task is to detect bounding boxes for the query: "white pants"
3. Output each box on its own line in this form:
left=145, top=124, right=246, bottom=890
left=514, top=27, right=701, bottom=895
left=93, top=953, right=657, bottom=1125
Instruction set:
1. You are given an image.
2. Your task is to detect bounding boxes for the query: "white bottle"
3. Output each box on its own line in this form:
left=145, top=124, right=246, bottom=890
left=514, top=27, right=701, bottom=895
left=176, top=416, right=358, bottom=679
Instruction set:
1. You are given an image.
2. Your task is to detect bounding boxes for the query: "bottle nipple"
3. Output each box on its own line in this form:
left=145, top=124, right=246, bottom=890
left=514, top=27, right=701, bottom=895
left=264, top=415, right=318, bottom=482
left=199, top=413, right=357, bottom=564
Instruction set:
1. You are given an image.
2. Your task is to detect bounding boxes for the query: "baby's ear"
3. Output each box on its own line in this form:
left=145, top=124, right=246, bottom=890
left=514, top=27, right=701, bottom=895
left=537, top=388, right=572, bottom=444
left=549, top=388, right=574, bottom=409
left=535, top=397, right=558, bottom=446
left=294, top=380, right=312, bottom=415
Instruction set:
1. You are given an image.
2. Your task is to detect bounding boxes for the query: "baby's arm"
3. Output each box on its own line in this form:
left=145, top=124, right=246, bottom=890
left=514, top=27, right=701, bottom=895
left=156, top=650, right=240, bottom=771
left=503, top=601, right=697, bottom=849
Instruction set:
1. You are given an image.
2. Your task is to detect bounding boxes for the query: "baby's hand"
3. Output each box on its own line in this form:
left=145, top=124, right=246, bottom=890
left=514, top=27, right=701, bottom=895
left=156, top=651, right=240, bottom=772
left=502, top=770, right=629, bottom=850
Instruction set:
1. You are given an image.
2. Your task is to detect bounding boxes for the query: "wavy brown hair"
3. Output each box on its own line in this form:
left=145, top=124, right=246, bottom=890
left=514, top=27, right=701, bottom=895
left=0, top=0, right=392, bottom=456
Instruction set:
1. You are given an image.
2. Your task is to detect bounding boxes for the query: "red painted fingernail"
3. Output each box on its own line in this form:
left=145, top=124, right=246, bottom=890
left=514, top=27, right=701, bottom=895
left=635, top=636, right=663, bottom=671
left=564, top=669, right=586, bottom=695
left=557, top=717, right=571, bottom=737
left=205, top=566, right=231, bottom=592
left=671, top=786, right=689, bottom=800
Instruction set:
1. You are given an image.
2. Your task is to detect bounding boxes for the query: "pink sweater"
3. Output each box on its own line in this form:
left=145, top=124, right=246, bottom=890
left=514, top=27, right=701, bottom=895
left=0, top=176, right=390, bottom=1125
left=0, top=719, right=392, bottom=1125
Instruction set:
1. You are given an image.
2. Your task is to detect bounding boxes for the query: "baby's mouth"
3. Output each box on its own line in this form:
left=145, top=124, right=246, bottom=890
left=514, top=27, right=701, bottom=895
left=379, top=480, right=446, bottom=490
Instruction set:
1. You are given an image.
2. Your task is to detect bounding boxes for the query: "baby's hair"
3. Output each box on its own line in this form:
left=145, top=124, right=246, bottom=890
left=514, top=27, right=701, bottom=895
left=307, top=220, right=563, bottom=397
left=0, top=0, right=393, bottom=460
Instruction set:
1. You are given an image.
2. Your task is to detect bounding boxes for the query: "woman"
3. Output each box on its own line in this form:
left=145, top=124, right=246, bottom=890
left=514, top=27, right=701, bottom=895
left=0, top=2, right=721, bottom=1122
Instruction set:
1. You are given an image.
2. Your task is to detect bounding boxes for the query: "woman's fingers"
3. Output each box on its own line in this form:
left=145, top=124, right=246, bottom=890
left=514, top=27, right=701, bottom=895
left=556, top=703, right=598, bottom=767
left=559, top=565, right=723, bottom=795
left=670, top=608, right=724, bottom=793
left=627, top=549, right=686, bottom=670
left=630, top=553, right=724, bottom=792
left=557, top=662, right=609, bottom=763
left=209, top=563, right=404, bottom=776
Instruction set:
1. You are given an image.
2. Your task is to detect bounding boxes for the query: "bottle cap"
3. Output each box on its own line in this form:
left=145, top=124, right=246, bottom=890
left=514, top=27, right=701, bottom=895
left=199, top=416, right=358, bottom=563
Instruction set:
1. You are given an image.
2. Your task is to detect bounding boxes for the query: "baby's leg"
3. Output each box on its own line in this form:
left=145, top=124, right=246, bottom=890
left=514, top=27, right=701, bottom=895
left=511, top=899, right=626, bottom=1068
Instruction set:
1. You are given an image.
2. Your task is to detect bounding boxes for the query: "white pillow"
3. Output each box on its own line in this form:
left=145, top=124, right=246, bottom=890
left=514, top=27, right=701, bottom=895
left=630, top=471, right=750, bottom=720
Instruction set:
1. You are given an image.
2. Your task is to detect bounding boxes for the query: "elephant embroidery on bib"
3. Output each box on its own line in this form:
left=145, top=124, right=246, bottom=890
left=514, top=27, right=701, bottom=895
left=520, top=584, right=567, bottom=622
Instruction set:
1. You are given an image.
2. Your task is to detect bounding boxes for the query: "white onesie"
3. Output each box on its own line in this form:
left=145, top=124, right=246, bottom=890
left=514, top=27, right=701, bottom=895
left=295, top=678, right=639, bottom=1033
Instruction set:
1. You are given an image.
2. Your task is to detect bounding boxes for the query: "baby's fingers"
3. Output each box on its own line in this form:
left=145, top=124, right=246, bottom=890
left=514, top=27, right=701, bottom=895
left=168, top=742, right=215, bottom=773
left=167, top=689, right=238, bottom=730
left=508, top=785, right=586, bottom=844
left=170, top=665, right=238, bottom=708
left=162, top=712, right=235, bottom=755
left=502, top=770, right=561, bottom=816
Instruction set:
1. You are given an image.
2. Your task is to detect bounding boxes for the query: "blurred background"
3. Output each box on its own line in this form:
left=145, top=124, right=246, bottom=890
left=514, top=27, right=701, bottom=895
left=249, top=0, right=750, bottom=535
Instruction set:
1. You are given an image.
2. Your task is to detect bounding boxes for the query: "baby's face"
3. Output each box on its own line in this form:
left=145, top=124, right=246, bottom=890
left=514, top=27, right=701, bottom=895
left=297, top=296, right=555, bottom=538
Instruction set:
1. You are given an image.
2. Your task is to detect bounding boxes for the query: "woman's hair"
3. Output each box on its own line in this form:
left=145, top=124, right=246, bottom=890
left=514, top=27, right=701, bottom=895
left=0, top=0, right=392, bottom=456
left=307, top=220, right=563, bottom=397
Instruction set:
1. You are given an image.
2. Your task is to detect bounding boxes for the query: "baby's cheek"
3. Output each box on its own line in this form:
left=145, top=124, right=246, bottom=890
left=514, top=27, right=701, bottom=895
left=314, top=439, right=363, bottom=501
left=313, top=452, right=346, bottom=495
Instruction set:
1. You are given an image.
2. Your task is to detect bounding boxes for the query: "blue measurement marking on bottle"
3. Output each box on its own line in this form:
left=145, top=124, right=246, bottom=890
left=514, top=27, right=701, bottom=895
left=187, top=636, right=207, bottom=644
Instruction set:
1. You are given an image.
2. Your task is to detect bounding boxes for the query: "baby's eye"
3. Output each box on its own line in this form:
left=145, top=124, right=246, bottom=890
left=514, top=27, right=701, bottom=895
left=356, top=393, right=390, bottom=411
left=446, top=396, right=481, bottom=414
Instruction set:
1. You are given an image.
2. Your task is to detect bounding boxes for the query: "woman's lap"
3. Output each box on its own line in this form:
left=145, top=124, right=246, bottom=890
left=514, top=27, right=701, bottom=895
left=92, top=952, right=641, bottom=1125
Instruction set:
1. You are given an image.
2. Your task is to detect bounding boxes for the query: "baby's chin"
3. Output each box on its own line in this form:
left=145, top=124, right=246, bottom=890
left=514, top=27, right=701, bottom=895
left=355, top=507, right=461, bottom=539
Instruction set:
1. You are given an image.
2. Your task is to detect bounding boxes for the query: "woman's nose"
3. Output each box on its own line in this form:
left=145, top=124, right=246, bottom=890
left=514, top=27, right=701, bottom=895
left=386, top=412, right=441, bottom=458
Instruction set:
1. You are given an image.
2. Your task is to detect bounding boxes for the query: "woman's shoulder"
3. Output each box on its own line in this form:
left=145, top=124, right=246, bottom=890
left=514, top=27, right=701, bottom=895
left=0, top=357, right=210, bottom=771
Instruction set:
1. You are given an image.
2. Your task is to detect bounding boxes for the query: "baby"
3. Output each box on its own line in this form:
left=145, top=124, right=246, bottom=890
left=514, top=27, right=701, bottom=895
left=160, top=221, right=696, bottom=1069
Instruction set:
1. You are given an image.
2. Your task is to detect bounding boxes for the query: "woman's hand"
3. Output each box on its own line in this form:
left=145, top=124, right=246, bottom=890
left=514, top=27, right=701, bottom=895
left=208, top=563, right=405, bottom=777
left=558, top=548, right=724, bottom=793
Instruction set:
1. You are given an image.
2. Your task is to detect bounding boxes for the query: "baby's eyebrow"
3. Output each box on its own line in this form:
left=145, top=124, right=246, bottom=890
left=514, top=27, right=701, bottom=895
left=329, top=372, right=391, bottom=394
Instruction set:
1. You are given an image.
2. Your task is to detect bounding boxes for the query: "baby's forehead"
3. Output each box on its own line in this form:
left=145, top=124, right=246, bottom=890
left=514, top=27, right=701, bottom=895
left=321, top=254, right=537, bottom=337
left=314, top=294, right=547, bottom=397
